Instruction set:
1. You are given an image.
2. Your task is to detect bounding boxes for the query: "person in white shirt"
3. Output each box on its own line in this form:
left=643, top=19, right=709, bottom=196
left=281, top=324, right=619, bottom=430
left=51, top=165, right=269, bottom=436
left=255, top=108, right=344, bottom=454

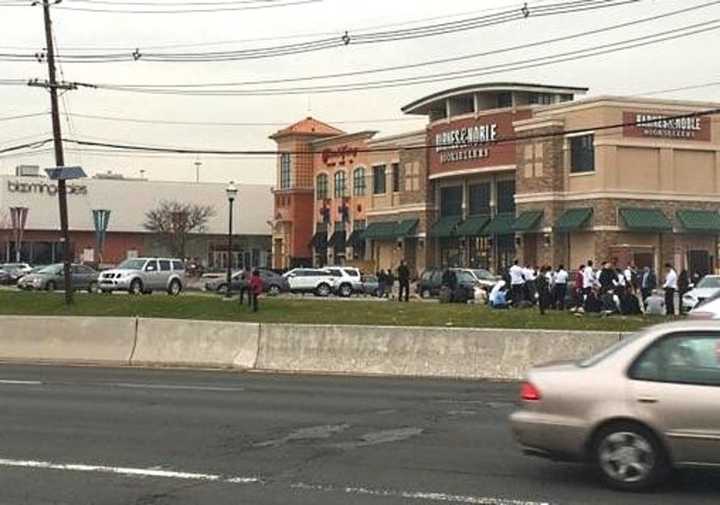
left=581, top=260, right=596, bottom=310
left=663, top=263, right=678, bottom=316
left=508, top=260, right=525, bottom=305
left=523, top=265, right=537, bottom=303
left=554, top=265, right=569, bottom=310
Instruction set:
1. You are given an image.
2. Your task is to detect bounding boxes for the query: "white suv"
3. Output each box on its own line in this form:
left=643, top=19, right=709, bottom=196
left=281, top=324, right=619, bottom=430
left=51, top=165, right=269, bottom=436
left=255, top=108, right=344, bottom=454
left=283, top=268, right=337, bottom=297
left=99, top=257, right=185, bottom=295
left=324, top=266, right=363, bottom=297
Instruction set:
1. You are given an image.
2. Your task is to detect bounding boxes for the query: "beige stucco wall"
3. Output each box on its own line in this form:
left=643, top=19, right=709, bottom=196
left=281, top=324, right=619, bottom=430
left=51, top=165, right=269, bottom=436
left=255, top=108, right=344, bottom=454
left=569, top=232, right=595, bottom=269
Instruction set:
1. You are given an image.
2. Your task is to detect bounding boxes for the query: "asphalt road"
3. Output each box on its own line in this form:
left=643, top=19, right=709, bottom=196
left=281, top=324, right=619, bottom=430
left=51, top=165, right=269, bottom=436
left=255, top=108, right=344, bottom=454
left=0, top=366, right=717, bottom=505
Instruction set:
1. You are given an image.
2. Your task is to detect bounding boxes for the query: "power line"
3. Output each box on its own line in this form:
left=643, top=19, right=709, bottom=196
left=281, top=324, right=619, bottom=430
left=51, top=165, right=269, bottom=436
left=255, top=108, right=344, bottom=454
left=85, top=1, right=720, bottom=89
left=55, top=0, right=322, bottom=14
left=82, top=19, right=720, bottom=96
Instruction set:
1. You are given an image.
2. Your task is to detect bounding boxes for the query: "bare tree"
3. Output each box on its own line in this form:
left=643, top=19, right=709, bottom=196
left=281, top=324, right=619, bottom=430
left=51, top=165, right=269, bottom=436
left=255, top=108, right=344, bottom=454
left=143, top=200, right=216, bottom=258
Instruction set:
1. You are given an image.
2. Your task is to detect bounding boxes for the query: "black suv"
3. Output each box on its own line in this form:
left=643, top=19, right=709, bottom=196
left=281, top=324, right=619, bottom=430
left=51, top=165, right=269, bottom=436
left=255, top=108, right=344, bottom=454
left=417, top=268, right=477, bottom=299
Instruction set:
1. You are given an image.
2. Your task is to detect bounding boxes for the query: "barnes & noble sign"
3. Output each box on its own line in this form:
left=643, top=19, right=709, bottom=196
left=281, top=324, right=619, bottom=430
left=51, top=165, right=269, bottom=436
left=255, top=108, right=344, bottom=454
left=623, top=112, right=711, bottom=141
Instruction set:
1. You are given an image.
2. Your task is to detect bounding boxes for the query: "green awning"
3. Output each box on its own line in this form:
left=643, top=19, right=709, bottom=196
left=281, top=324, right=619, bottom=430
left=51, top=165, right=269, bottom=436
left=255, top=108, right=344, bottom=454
left=429, top=215, right=462, bottom=238
left=677, top=210, right=720, bottom=232
left=363, top=221, right=398, bottom=240
left=484, top=213, right=516, bottom=235
left=347, top=230, right=365, bottom=246
left=555, top=208, right=593, bottom=231
left=396, top=219, right=419, bottom=237
left=620, top=208, right=672, bottom=232
left=309, top=231, right=327, bottom=249
left=328, top=231, right=346, bottom=249
left=456, top=214, right=490, bottom=236
left=513, top=211, right=544, bottom=232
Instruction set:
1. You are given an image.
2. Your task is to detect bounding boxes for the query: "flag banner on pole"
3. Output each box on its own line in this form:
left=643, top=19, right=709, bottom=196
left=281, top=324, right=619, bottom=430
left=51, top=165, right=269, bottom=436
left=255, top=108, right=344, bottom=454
left=9, top=207, right=29, bottom=261
left=92, top=209, right=111, bottom=260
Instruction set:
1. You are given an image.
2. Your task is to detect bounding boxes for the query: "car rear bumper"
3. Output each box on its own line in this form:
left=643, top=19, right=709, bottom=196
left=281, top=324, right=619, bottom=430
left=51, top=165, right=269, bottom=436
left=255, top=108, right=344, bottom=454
left=509, top=410, right=589, bottom=462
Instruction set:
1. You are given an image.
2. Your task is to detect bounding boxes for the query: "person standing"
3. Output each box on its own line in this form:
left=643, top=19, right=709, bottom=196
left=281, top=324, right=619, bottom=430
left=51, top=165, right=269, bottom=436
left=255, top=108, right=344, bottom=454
left=554, top=264, right=569, bottom=311
left=238, top=268, right=251, bottom=306
left=386, top=268, right=396, bottom=299
left=573, top=264, right=585, bottom=311
left=678, top=269, right=689, bottom=314
left=598, top=262, right=615, bottom=295
left=537, top=266, right=551, bottom=315
left=582, top=260, right=596, bottom=309
left=509, top=260, right=525, bottom=306
left=397, top=260, right=410, bottom=303
left=249, top=269, right=264, bottom=313
left=641, top=266, right=657, bottom=303
left=663, top=263, right=678, bottom=317
left=377, top=270, right=386, bottom=298
left=523, top=265, right=537, bottom=304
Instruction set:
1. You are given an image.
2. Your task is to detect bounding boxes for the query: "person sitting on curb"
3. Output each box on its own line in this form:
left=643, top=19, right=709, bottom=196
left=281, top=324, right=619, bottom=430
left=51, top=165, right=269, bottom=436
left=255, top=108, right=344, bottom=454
left=644, top=289, right=666, bottom=316
left=489, top=280, right=509, bottom=309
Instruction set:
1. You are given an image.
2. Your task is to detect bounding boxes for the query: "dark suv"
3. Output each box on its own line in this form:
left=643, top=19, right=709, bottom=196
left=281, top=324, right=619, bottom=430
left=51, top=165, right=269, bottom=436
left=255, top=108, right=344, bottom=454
left=417, top=268, right=478, bottom=298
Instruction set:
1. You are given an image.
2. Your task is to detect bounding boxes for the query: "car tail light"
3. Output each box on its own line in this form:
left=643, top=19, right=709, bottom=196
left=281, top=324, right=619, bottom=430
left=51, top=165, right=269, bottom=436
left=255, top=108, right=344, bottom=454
left=520, top=382, right=542, bottom=401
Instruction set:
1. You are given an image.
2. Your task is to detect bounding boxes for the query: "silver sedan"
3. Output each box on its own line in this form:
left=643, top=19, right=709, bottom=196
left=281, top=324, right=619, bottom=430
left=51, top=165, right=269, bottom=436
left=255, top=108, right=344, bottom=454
left=510, top=321, right=720, bottom=491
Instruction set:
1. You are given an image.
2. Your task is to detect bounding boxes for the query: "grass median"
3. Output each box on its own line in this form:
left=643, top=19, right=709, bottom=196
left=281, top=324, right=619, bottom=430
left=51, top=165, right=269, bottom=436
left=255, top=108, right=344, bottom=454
left=0, top=290, right=670, bottom=332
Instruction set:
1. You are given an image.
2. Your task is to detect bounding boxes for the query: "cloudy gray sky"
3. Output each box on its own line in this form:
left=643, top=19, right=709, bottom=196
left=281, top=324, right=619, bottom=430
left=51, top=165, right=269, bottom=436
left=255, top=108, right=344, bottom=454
left=0, top=0, right=718, bottom=185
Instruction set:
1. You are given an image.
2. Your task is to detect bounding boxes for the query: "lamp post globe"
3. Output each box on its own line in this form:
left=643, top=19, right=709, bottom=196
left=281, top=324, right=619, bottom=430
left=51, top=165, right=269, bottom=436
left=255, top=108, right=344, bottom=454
left=225, top=182, right=237, bottom=298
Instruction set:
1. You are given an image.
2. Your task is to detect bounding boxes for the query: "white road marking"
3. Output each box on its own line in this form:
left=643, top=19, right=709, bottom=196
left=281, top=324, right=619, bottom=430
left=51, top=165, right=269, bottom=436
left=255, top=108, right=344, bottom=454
left=107, top=383, right=245, bottom=392
left=0, top=380, right=43, bottom=385
left=292, top=483, right=552, bottom=505
left=0, top=457, right=261, bottom=485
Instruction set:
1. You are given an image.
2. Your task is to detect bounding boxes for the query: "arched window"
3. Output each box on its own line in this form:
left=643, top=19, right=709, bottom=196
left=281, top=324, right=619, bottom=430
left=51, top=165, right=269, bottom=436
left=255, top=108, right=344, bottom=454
left=316, top=173, right=328, bottom=200
left=334, top=170, right=347, bottom=198
left=353, top=167, right=366, bottom=196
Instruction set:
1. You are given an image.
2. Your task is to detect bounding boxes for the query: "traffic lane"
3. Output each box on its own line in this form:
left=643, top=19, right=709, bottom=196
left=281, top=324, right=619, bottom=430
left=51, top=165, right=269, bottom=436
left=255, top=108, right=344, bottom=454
left=0, top=366, right=718, bottom=505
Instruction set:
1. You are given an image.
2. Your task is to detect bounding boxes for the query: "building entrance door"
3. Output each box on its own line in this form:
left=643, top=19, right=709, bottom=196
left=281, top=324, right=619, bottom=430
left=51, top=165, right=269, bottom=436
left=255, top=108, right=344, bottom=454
left=688, top=250, right=711, bottom=276
left=633, top=252, right=655, bottom=270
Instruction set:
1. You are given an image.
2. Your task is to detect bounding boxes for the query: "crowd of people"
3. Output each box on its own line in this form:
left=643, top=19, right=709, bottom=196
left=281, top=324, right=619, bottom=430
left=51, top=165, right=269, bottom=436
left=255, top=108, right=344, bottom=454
left=489, top=259, right=697, bottom=317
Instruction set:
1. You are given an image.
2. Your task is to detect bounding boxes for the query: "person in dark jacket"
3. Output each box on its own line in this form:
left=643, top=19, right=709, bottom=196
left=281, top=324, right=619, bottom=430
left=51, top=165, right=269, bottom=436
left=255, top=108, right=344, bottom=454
left=641, top=267, right=657, bottom=302
left=678, top=269, right=690, bottom=314
left=385, top=269, right=395, bottom=299
left=238, top=268, right=251, bottom=306
left=598, top=262, right=615, bottom=294
left=249, top=269, right=263, bottom=312
left=536, top=266, right=551, bottom=315
left=397, top=260, right=411, bottom=303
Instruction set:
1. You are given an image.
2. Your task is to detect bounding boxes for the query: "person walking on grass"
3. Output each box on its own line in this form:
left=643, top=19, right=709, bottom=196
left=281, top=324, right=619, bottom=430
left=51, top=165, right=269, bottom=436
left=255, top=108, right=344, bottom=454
left=554, top=264, right=568, bottom=311
left=249, top=269, right=264, bottom=313
left=663, top=263, right=678, bottom=317
left=509, top=260, right=525, bottom=306
left=397, top=260, right=410, bottom=303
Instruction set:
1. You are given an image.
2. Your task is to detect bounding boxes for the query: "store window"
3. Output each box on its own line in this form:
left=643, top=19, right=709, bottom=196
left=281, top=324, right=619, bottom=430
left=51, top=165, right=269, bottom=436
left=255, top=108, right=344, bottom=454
left=497, top=92, right=513, bottom=108
left=496, top=180, right=516, bottom=214
left=529, top=93, right=553, bottom=105
left=353, top=167, right=366, bottom=196
left=404, top=162, right=420, bottom=192
left=279, top=153, right=291, bottom=190
left=391, top=163, right=400, bottom=193
left=440, top=185, right=463, bottom=217
left=316, top=173, right=328, bottom=200
left=373, top=165, right=386, bottom=195
left=570, top=134, right=595, bottom=173
left=469, top=183, right=491, bottom=215
left=334, top=170, right=347, bottom=198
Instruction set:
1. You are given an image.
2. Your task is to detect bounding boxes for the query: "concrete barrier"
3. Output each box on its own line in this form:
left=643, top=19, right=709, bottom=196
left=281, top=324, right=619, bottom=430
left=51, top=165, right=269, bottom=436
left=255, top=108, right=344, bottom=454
left=255, top=324, right=621, bottom=379
left=0, top=316, right=135, bottom=365
left=131, top=318, right=260, bottom=369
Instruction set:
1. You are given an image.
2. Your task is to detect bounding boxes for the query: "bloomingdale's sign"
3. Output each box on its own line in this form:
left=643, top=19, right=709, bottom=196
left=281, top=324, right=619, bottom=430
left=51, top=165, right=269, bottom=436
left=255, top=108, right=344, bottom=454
left=7, top=179, right=88, bottom=196
left=434, top=122, right=498, bottom=164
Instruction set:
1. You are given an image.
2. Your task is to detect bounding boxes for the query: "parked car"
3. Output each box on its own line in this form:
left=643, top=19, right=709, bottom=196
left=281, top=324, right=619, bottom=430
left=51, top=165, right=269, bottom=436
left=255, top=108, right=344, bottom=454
left=98, top=257, right=185, bottom=295
left=688, top=290, right=720, bottom=320
left=0, top=262, right=32, bottom=284
left=17, top=263, right=99, bottom=292
left=283, top=268, right=337, bottom=296
left=416, top=268, right=477, bottom=298
left=323, top=266, right=363, bottom=297
left=682, top=274, right=720, bottom=311
left=510, top=321, right=720, bottom=491
left=205, top=269, right=289, bottom=296
left=456, top=268, right=500, bottom=291
left=361, top=274, right=380, bottom=296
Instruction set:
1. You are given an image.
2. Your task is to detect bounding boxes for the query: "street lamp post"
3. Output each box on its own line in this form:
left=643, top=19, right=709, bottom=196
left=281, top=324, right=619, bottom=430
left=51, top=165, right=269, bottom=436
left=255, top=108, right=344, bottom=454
left=225, top=181, right=238, bottom=298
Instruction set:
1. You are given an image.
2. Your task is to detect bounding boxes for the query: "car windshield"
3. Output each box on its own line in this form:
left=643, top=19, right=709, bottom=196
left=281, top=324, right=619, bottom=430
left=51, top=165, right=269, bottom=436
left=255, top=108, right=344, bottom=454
left=456, top=271, right=476, bottom=283
left=117, top=259, right=146, bottom=270
left=472, top=269, right=494, bottom=280
left=696, top=276, right=720, bottom=289
left=578, top=334, right=639, bottom=368
left=38, top=265, right=61, bottom=275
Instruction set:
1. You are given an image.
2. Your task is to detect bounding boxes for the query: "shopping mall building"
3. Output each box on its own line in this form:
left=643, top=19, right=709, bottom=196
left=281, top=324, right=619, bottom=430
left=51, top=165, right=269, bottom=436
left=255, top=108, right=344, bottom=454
left=0, top=169, right=273, bottom=268
left=271, top=82, right=720, bottom=277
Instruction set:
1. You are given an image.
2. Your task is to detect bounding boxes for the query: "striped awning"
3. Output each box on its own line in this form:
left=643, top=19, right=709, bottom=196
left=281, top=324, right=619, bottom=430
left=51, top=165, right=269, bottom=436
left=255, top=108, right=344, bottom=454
left=456, top=215, right=490, bottom=236
left=620, top=208, right=672, bottom=232
left=677, top=210, right=720, bottom=233
left=555, top=208, right=593, bottom=231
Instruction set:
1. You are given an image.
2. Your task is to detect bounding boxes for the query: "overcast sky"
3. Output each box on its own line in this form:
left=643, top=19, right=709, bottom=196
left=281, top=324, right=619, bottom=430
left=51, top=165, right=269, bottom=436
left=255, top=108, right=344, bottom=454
left=0, top=0, right=718, bottom=185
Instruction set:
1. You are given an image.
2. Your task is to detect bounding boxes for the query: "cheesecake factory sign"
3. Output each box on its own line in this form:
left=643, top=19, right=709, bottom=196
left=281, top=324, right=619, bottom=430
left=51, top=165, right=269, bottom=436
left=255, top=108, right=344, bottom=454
left=7, top=179, right=88, bottom=196
left=623, top=112, right=712, bottom=141
left=428, top=110, right=530, bottom=176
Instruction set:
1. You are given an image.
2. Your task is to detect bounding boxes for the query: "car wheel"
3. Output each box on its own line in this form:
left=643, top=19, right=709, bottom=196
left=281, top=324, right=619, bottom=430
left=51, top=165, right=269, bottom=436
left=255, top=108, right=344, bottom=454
left=316, top=283, right=331, bottom=297
left=339, top=283, right=352, bottom=298
left=593, top=422, right=670, bottom=492
left=268, top=284, right=281, bottom=296
left=421, top=288, right=431, bottom=299
left=167, top=280, right=182, bottom=296
left=45, top=281, right=56, bottom=291
left=87, top=281, right=99, bottom=294
left=129, top=279, right=143, bottom=295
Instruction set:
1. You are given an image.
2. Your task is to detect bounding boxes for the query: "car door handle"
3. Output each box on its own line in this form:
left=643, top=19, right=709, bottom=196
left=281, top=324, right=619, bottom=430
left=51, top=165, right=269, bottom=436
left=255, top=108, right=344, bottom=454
left=637, top=397, right=659, bottom=404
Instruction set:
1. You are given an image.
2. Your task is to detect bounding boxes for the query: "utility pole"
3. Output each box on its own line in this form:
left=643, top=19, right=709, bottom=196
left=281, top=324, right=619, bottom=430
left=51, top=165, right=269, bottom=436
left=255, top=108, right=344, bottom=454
left=41, top=0, right=74, bottom=304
